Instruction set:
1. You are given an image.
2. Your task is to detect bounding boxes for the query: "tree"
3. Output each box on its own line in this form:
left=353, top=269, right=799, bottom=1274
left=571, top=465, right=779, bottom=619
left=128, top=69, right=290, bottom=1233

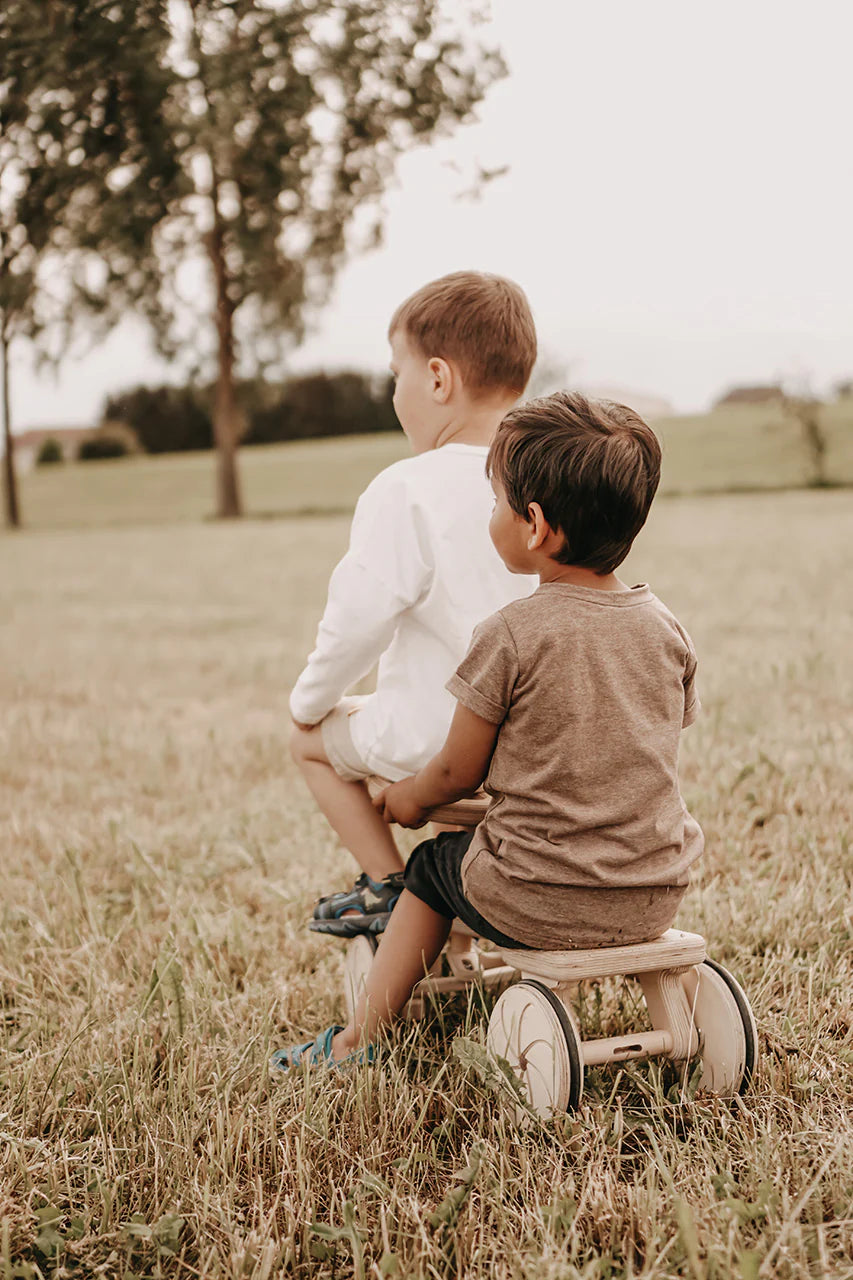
left=36, top=436, right=64, bottom=465
left=0, top=92, right=42, bottom=528
left=525, top=350, right=573, bottom=400
left=7, top=1, right=505, bottom=517
left=781, top=384, right=829, bottom=488
left=1, top=0, right=182, bottom=527
left=0, top=266, right=26, bottom=529
left=244, top=370, right=397, bottom=444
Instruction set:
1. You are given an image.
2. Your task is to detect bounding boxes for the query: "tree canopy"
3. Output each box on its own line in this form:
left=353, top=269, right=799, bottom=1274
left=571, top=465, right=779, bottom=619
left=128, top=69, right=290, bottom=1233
left=3, top=0, right=505, bottom=517
left=1, top=0, right=180, bottom=524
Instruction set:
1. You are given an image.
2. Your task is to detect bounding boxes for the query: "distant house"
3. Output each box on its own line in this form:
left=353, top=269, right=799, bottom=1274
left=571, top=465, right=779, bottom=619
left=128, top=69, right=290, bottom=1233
left=714, top=384, right=784, bottom=409
left=10, top=426, right=93, bottom=472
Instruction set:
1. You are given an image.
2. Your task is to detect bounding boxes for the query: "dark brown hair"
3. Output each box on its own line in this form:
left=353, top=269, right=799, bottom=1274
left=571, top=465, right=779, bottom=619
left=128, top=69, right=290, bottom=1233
left=487, top=391, right=662, bottom=573
left=389, top=271, right=537, bottom=396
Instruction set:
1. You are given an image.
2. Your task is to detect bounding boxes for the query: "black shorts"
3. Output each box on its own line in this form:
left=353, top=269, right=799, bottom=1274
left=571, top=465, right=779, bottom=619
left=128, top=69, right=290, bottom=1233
left=403, top=830, right=529, bottom=949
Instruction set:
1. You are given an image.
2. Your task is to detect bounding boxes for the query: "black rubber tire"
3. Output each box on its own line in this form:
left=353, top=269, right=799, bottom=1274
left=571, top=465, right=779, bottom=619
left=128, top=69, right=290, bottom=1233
left=522, top=979, right=584, bottom=1112
left=702, top=958, right=757, bottom=1094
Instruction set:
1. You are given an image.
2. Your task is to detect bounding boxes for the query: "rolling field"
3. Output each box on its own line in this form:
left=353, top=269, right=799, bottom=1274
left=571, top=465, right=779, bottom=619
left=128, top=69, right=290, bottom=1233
left=1, top=481, right=852, bottom=1276
left=12, top=399, right=853, bottom=530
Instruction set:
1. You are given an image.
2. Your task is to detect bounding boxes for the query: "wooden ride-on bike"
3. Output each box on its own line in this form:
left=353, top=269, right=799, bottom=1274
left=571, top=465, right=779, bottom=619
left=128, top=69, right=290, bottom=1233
left=341, top=783, right=756, bottom=1120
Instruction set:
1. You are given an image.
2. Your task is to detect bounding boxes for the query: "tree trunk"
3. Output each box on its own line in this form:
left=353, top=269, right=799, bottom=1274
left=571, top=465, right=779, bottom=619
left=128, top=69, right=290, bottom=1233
left=802, top=406, right=828, bottom=488
left=1, top=327, right=21, bottom=529
left=785, top=394, right=829, bottom=489
left=206, top=224, right=243, bottom=519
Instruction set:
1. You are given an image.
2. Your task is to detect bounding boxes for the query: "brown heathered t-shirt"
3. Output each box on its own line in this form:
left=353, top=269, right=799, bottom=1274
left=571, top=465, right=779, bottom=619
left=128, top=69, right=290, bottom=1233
left=446, top=582, right=704, bottom=950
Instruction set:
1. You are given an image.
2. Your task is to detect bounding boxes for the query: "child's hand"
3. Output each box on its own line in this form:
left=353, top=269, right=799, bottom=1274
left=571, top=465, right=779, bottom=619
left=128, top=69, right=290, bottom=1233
left=373, top=779, right=430, bottom=828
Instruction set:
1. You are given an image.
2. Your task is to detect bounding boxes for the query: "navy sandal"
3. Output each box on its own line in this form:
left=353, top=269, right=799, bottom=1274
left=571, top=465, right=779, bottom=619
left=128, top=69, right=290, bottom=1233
left=309, top=912, right=391, bottom=938
left=310, top=871, right=405, bottom=933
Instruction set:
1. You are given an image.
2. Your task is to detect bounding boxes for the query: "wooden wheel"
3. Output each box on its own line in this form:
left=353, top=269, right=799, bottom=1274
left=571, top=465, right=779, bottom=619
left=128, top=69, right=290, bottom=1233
left=681, top=959, right=757, bottom=1095
left=487, top=980, right=583, bottom=1119
left=342, top=933, right=377, bottom=1022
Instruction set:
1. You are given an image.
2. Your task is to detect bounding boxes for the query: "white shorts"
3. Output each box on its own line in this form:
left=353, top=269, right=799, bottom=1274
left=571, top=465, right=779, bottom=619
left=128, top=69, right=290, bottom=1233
left=320, top=697, right=376, bottom=782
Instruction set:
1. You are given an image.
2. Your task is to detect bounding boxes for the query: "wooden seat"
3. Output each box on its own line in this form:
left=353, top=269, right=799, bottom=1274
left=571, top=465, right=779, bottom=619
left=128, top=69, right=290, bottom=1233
left=366, top=776, right=488, bottom=828
left=497, top=929, right=707, bottom=983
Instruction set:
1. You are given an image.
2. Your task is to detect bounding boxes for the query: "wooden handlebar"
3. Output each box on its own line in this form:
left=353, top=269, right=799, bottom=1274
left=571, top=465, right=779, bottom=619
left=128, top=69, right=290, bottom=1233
left=366, top=777, right=488, bottom=829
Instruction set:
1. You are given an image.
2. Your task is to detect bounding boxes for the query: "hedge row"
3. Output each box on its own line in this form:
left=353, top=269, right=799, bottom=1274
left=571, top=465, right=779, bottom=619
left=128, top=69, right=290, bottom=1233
left=101, top=371, right=397, bottom=455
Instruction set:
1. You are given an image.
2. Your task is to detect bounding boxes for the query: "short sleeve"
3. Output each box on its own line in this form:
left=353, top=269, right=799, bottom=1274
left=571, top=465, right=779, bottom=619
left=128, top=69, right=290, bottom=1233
left=446, top=612, right=518, bottom=725
left=682, top=642, right=701, bottom=727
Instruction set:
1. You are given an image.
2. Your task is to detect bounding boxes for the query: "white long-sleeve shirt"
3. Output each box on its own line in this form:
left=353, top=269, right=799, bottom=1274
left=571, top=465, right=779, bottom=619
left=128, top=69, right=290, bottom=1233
left=289, top=443, right=536, bottom=780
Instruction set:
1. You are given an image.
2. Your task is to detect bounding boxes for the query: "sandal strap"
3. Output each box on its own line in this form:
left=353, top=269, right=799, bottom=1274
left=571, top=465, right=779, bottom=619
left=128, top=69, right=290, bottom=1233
left=315, top=874, right=369, bottom=908
left=312, top=1024, right=343, bottom=1063
left=270, top=1024, right=378, bottom=1072
left=312, top=871, right=405, bottom=921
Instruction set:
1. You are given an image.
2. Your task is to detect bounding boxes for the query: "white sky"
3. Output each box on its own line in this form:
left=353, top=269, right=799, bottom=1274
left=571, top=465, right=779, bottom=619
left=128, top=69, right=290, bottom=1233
left=10, top=0, right=853, bottom=428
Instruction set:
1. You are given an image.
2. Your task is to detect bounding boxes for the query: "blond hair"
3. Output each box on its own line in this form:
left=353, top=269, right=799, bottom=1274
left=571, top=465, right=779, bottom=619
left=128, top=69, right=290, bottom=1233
left=390, top=271, right=537, bottom=396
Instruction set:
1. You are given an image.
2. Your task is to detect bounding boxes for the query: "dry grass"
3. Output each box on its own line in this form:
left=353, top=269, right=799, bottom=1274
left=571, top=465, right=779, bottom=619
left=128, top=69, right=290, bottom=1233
left=1, top=489, right=852, bottom=1277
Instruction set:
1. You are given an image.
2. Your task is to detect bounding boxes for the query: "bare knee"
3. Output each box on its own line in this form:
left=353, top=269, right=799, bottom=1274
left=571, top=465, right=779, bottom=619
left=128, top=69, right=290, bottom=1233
left=290, top=720, right=315, bottom=766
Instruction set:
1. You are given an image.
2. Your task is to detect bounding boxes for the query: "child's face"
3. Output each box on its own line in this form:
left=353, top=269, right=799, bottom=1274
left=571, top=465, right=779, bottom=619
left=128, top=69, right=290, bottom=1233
left=389, top=328, right=446, bottom=452
left=489, top=479, right=533, bottom=573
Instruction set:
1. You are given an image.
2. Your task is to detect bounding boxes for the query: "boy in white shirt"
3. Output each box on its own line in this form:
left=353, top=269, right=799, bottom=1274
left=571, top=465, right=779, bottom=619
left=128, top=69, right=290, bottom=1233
left=290, top=272, right=538, bottom=936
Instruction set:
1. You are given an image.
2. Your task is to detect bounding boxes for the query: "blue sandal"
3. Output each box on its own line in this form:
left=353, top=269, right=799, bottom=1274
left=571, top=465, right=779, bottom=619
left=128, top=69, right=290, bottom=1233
left=270, top=1024, right=378, bottom=1073
left=311, top=871, right=405, bottom=932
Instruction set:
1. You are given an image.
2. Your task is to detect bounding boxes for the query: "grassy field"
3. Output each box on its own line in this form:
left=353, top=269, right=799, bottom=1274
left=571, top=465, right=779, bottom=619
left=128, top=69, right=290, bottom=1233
left=11, top=399, right=853, bottom=530
left=2, top=481, right=852, bottom=1277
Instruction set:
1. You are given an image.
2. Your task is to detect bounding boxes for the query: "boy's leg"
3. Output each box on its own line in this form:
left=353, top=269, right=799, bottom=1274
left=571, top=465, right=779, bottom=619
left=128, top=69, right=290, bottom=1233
left=290, top=723, right=405, bottom=881
left=331, top=889, right=451, bottom=1060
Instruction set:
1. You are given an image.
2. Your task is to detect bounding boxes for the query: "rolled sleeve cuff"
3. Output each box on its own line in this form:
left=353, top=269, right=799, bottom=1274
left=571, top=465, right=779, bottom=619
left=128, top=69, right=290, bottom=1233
left=289, top=688, right=330, bottom=727
left=446, top=673, right=506, bottom=725
left=682, top=696, right=701, bottom=728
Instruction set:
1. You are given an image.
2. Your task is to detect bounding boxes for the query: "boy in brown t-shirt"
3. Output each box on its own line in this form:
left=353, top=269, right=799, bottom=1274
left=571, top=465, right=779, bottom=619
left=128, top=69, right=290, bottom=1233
left=272, top=391, right=703, bottom=1069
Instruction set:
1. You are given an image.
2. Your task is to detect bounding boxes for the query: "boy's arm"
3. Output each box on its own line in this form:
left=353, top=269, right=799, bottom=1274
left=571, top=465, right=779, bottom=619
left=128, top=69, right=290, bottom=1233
left=374, top=609, right=517, bottom=826
left=373, top=703, right=499, bottom=828
left=289, top=468, right=431, bottom=726
left=289, top=560, right=411, bottom=725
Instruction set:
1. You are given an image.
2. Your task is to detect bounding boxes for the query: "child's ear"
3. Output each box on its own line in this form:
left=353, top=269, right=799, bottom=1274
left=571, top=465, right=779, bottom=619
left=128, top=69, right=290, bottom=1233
left=428, top=357, right=453, bottom=403
left=526, top=502, right=551, bottom=551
